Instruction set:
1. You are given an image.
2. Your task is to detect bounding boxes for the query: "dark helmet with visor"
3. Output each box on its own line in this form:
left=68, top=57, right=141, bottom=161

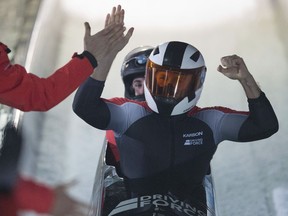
left=144, top=41, right=206, bottom=116
left=121, top=46, right=154, bottom=101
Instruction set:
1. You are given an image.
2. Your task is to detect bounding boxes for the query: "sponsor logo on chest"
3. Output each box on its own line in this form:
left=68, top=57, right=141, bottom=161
left=183, top=131, right=204, bottom=146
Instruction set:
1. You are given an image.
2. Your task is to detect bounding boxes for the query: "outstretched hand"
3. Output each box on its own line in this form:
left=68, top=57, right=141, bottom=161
left=83, top=5, right=134, bottom=64
left=217, top=55, right=251, bottom=81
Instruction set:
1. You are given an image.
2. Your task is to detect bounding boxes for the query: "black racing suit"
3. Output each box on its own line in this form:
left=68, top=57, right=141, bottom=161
left=73, top=78, right=278, bottom=213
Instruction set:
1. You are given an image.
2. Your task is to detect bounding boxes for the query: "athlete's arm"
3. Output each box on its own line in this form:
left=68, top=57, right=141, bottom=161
left=90, top=5, right=133, bottom=82
left=238, top=91, right=278, bottom=141
left=73, top=5, right=134, bottom=128
left=73, top=78, right=111, bottom=129
left=217, top=55, right=278, bottom=141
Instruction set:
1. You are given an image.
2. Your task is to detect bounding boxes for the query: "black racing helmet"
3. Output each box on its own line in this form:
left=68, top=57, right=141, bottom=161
left=121, top=46, right=154, bottom=101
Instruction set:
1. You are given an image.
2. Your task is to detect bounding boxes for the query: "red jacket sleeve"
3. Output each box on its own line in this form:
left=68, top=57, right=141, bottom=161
left=0, top=42, right=96, bottom=111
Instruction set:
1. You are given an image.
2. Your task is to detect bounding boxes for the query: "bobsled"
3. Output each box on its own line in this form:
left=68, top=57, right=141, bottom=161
left=88, top=141, right=218, bottom=216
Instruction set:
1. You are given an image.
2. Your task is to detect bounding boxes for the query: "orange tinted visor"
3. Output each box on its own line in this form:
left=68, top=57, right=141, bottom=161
left=146, top=61, right=204, bottom=101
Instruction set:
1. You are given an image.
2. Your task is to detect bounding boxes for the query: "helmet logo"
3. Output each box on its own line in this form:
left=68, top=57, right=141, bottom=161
left=135, top=55, right=148, bottom=65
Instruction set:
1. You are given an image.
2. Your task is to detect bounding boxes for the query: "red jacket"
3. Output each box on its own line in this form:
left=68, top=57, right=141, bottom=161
left=0, top=42, right=97, bottom=111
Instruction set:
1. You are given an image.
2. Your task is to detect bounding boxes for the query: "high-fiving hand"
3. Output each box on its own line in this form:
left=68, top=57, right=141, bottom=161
left=104, top=5, right=134, bottom=56
left=83, top=5, right=134, bottom=64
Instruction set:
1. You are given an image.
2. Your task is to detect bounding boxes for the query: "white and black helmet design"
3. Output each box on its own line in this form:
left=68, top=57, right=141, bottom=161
left=144, top=41, right=206, bottom=116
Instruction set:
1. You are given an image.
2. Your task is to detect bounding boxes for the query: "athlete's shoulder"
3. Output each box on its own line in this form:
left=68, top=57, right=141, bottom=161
left=187, top=106, right=248, bottom=116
